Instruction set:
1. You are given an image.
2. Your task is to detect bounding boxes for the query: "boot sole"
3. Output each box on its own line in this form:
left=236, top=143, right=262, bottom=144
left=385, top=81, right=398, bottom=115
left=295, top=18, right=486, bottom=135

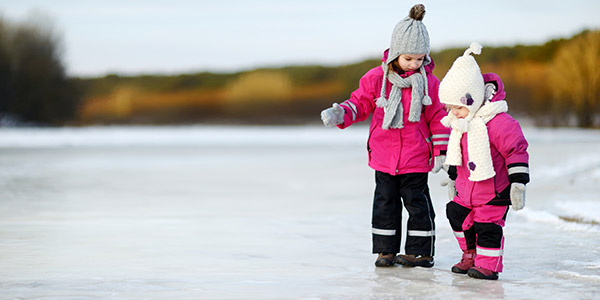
left=451, top=266, right=469, bottom=274
left=395, top=257, right=434, bottom=268
left=467, top=268, right=498, bottom=280
left=375, top=258, right=395, bottom=267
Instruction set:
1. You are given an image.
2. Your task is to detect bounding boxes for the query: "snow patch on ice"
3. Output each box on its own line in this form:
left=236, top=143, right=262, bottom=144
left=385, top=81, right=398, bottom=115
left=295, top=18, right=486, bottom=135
left=518, top=209, right=599, bottom=232
left=534, top=154, right=600, bottom=179
left=552, top=270, right=600, bottom=283
left=555, top=201, right=600, bottom=225
left=561, top=260, right=600, bottom=270
left=524, top=127, right=600, bottom=143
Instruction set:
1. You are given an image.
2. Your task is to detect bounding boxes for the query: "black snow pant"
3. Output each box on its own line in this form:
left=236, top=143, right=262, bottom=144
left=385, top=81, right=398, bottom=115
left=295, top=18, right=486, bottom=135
left=446, top=201, right=508, bottom=251
left=372, top=171, right=435, bottom=256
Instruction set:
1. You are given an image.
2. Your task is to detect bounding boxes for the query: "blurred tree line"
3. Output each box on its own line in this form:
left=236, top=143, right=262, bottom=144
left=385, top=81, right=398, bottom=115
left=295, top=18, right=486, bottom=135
left=0, top=13, right=81, bottom=125
left=1, top=12, right=599, bottom=128
left=433, top=30, right=600, bottom=127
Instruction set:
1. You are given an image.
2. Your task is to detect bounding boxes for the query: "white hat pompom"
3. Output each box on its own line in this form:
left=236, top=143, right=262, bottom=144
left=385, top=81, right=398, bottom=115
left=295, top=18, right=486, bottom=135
left=464, top=42, right=482, bottom=56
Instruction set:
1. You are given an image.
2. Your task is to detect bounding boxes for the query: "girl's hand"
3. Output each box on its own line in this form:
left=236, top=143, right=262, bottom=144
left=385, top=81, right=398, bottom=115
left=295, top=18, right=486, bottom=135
left=510, top=183, right=526, bottom=211
left=320, top=103, right=345, bottom=127
left=432, top=155, right=447, bottom=173
left=440, top=178, right=456, bottom=201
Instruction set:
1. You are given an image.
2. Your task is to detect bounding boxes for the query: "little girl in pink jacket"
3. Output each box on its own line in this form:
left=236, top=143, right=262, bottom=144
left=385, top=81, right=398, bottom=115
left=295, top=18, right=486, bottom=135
left=439, top=43, right=530, bottom=280
left=320, top=4, right=450, bottom=268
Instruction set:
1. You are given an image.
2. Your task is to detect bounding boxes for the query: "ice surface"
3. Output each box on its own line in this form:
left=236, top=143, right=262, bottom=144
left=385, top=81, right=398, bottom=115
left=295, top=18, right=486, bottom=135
left=0, top=125, right=599, bottom=299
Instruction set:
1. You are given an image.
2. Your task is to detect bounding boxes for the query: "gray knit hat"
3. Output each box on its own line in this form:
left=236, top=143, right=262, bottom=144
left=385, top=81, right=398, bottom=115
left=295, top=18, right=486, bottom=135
left=386, top=4, right=431, bottom=65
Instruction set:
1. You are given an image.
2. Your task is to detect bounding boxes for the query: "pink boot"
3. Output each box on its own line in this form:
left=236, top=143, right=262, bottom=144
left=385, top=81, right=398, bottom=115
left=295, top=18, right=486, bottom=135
left=451, top=249, right=476, bottom=274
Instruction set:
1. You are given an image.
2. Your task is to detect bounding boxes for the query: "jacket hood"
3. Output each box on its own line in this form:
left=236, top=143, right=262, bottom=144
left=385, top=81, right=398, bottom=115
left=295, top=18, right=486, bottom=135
left=482, top=72, right=506, bottom=102
left=382, top=49, right=434, bottom=74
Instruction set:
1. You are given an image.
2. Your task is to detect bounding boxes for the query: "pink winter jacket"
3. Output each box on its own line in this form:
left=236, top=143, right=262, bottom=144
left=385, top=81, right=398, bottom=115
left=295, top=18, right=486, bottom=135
left=337, top=51, right=450, bottom=175
left=452, top=73, right=530, bottom=207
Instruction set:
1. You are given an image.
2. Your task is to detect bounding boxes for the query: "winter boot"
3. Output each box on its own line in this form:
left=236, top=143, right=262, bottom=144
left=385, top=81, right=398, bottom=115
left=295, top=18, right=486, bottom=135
left=375, top=253, right=395, bottom=267
left=467, top=266, right=499, bottom=280
left=451, top=249, right=476, bottom=274
left=394, top=254, right=434, bottom=268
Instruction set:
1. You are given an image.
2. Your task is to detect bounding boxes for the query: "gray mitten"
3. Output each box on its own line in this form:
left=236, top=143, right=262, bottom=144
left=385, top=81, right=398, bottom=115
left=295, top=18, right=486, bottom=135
left=510, top=182, right=526, bottom=211
left=320, top=103, right=345, bottom=127
left=440, top=178, right=456, bottom=201
left=432, top=155, right=447, bottom=173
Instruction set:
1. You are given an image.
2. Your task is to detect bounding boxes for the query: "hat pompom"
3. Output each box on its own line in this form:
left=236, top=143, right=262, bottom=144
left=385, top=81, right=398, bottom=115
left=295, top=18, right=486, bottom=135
left=409, top=4, right=426, bottom=21
left=441, top=115, right=452, bottom=127
left=422, top=94, right=432, bottom=106
left=455, top=118, right=469, bottom=132
left=376, top=96, right=389, bottom=108
left=464, top=42, right=482, bottom=56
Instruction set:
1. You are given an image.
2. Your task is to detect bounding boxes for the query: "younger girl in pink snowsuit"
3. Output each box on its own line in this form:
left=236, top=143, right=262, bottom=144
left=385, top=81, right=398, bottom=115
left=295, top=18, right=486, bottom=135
left=320, top=4, right=450, bottom=268
left=438, top=43, right=530, bottom=280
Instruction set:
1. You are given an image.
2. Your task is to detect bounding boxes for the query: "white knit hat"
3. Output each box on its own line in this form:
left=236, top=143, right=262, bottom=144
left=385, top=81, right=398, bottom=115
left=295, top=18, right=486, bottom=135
left=439, top=42, right=510, bottom=182
left=438, top=42, right=484, bottom=117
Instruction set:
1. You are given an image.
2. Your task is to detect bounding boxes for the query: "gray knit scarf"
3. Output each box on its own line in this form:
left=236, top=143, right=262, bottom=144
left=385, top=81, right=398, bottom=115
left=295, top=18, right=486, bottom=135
left=375, top=63, right=431, bottom=129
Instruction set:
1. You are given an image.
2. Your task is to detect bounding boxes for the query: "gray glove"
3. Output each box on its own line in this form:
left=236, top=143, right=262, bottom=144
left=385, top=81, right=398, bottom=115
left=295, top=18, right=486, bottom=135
left=440, top=178, right=456, bottom=201
left=510, top=182, right=526, bottom=211
left=432, top=155, right=447, bottom=173
left=320, top=103, right=345, bottom=127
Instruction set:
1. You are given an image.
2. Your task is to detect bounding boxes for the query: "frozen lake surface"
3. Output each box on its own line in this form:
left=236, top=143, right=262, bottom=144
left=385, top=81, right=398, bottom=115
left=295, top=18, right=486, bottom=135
left=0, top=125, right=599, bottom=299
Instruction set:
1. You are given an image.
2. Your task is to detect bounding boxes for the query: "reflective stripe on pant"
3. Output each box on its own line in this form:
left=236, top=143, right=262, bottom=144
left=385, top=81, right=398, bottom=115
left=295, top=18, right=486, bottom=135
left=446, top=201, right=508, bottom=272
left=447, top=201, right=476, bottom=251
left=372, top=171, right=435, bottom=256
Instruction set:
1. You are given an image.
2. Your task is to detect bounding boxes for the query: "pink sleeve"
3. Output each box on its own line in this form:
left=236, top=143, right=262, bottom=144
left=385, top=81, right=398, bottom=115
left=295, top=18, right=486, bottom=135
left=492, top=115, right=530, bottom=184
left=423, top=74, right=450, bottom=155
left=336, top=68, right=379, bottom=129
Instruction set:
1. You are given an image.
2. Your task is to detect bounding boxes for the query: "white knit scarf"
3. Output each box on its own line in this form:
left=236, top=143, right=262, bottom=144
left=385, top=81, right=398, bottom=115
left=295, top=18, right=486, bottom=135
left=441, top=100, right=508, bottom=181
left=376, top=63, right=431, bottom=129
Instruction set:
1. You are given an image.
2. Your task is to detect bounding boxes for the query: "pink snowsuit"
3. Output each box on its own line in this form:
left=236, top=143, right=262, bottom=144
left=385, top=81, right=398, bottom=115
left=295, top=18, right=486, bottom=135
left=446, top=73, right=530, bottom=272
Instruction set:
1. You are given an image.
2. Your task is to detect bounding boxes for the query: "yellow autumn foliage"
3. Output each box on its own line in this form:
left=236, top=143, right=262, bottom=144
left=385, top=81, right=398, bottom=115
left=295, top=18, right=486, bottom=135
left=224, top=70, right=292, bottom=104
left=547, top=31, right=600, bottom=127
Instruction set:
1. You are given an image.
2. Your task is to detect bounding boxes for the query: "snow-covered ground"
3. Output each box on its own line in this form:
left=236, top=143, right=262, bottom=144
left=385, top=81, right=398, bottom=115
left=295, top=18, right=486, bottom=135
left=0, top=125, right=599, bottom=299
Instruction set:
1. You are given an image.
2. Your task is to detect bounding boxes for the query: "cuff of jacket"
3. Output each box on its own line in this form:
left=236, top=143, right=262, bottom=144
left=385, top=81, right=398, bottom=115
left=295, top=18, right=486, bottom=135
left=507, top=162, right=530, bottom=184
left=432, top=134, right=449, bottom=156
left=433, top=147, right=448, bottom=157
left=448, top=165, right=457, bottom=181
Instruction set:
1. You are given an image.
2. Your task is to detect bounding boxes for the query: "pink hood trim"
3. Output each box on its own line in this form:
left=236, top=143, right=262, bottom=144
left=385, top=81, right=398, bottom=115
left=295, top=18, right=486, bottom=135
left=482, top=73, right=506, bottom=102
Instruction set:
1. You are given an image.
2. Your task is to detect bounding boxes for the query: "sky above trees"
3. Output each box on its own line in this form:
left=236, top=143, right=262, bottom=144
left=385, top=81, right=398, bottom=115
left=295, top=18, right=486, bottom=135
left=1, top=0, right=599, bottom=76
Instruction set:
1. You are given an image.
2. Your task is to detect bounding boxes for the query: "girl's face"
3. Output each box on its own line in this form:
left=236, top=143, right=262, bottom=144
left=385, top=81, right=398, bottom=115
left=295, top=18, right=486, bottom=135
left=447, top=104, right=470, bottom=119
left=396, top=54, right=426, bottom=72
